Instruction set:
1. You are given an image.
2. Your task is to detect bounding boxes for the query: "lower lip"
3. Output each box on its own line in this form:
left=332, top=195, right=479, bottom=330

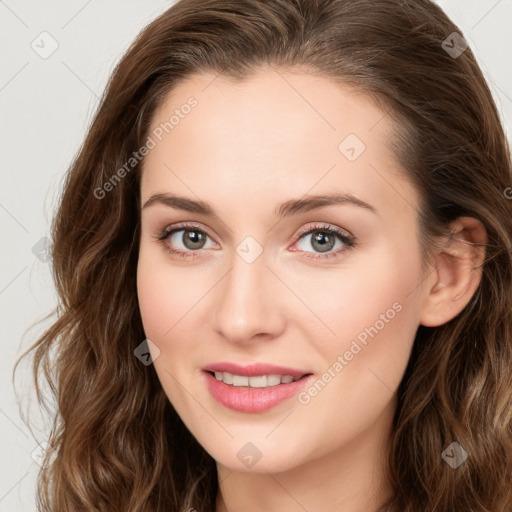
left=203, top=371, right=314, bottom=413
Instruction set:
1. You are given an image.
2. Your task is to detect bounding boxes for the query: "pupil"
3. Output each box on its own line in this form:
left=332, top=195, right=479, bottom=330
left=184, top=230, right=205, bottom=249
left=312, top=231, right=334, bottom=253
left=181, top=229, right=336, bottom=253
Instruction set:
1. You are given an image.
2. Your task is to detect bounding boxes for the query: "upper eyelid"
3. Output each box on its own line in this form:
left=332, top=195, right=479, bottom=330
left=163, top=222, right=217, bottom=241
left=295, top=223, right=353, bottom=239
left=162, top=222, right=353, bottom=246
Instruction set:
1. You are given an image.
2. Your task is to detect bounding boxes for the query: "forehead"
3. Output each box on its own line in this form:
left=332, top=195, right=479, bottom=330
left=141, top=67, right=419, bottom=222
left=148, top=67, right=394, bottom=150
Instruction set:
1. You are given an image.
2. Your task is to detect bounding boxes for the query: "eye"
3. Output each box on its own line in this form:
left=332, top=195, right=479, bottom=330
left=291, top=224, right=356, bottom=260
left=156, top=222, right=356, bottom=261
left=157, top=223, right=218, bottom=259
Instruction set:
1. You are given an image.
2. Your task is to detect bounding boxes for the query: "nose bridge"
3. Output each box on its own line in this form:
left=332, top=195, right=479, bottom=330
left=213, top=241, right=284, bottom=343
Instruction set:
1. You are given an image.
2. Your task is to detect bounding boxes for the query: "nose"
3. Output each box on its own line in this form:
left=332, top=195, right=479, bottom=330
left=212, top=249, right=286, bottom=345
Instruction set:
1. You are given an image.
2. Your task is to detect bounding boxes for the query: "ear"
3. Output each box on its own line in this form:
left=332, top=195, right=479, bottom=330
left=420, top=216, right=487, bottom=327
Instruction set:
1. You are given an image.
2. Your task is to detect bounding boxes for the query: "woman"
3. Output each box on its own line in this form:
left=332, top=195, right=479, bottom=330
left=15, top=0, right=512, bottom=511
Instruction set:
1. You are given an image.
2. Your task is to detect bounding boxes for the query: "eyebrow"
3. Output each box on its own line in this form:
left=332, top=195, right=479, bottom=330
left=141, top=192, right=378, bottom=218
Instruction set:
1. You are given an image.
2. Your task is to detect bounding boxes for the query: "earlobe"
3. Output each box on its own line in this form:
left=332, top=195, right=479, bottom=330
left=420, top=217, right=487, bottom=327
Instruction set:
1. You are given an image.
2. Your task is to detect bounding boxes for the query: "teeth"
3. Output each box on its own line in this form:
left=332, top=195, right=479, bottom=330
left=266, top=375, right=282, bottom=386
left=232, top=375, right=249, bottom=386
left=213, top=371, right=302, bottom=387
left=247, top=375, right=266, bottom=388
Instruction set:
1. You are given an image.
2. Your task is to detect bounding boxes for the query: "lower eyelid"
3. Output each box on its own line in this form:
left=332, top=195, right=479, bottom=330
left=159, top=225, right=354, bottom=258
left=168, top=229, right=218, bottom=250
left=294, top=231, right=347, bottom=250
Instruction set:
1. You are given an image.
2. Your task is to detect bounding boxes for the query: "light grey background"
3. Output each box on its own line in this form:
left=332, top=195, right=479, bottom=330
left=1, top=1, right=511, bottom=510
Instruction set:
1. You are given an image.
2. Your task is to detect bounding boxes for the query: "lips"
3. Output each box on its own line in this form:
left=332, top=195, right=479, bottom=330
left=202, top=370, right=315, bottom=412
left=201, top=361, right=311, bottom=378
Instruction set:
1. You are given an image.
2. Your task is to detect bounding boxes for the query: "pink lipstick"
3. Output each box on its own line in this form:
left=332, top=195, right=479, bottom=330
left=201, top=362, right=314, bottom=413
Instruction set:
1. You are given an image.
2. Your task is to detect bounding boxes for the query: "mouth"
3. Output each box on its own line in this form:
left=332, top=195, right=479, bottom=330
left=204, top=370, right=313, bottom=388
left=202, top=370, right=315, bottom=413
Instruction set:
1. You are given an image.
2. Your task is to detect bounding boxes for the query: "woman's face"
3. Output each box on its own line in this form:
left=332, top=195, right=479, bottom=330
left=137, top=67, right=433, bottom=473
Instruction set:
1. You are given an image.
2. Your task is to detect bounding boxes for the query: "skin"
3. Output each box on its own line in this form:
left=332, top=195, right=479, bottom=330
left=136, top=66, right=487, bottom=512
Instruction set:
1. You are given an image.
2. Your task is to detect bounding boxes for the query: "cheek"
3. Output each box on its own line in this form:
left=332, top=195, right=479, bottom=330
left=294, top=247, right=421, bottom=346
left=136, top=245, right=207, bottom=341
left=136, top=252, right=199, bottom=408
left=305, top=252, right=420, bottom=389
left=136, top=258, right=172, bottom=340
left=294, top=247, right=422, bottom=406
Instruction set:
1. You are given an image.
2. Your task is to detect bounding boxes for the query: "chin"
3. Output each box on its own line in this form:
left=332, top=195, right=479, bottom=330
left=203, top=436, right=307, bottom=474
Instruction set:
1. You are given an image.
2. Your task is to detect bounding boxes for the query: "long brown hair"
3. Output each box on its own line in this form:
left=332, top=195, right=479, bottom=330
left=14, top=0, right=512, bottom=510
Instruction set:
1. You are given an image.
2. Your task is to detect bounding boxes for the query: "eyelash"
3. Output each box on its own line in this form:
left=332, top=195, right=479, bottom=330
left=155, top=222, right=356, bottom=261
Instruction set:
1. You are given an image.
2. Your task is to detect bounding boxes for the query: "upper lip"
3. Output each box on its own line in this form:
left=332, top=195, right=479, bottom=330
left=202, top=362, right=312, bottom=378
